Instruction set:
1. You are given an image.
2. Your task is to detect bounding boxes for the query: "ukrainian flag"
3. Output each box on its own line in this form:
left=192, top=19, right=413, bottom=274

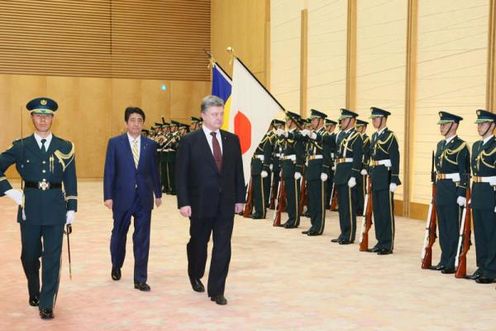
left=212, top=63, right=232, bottom=131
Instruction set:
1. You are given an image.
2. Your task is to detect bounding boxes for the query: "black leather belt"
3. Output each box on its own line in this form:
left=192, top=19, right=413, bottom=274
left=25, top=181, right=62, bottom=191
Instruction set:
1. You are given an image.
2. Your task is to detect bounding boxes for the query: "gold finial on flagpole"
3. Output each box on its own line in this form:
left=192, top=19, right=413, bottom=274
left=204, top=49, right=216, bottom=69
left=226, top=46, right=235, bottom=65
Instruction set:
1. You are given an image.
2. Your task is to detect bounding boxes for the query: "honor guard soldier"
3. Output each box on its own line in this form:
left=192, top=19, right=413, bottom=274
left=275, top=112, right=305, bottom=228
left=324, top=119, right=338, bottom=209
left=367, top=107, right=400, bottom=255
left=355, top=119, right=370, bottom=216
left=0, top=97, right=77, bottom=320
left=470, top=109, right=496, bottom=283
left=431, top=111, right=470, bottom=274
left=190, top=116, right=202, bottom=131
left=268, top=119, right=286, bottom=209
left=249, top=123, right=274, bottom=219
left=165, top=121, right=182, bottom=195
left=328, top=109, right=363, bottom=244
left=300, top=109, right=331, bottom=236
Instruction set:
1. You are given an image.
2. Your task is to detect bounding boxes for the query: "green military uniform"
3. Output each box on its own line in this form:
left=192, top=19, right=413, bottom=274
left=368, top=107, right=400, bottom=255
left=324, top=119, right=337, bottom=209
left=250, top=128, right=274, bottom=219
left=356, top=120, right=370, bottom=216
left=278, top=112, right=305, bottom=228
left=164, top=121, right=181, bottom=195
left=301, top=109, right=331, bottom=236
left=0, top=97, right=77, bottom=319
left=328, top=109, right=363, bottom=244
left=470, top=109, right=496, bottom=283
left=269, top=126, right=285, bottom=209
left=433, top=111, right=469, bottom=273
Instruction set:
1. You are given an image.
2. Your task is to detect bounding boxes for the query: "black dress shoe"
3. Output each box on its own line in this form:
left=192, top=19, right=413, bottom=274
left=377, top=249, right=393, bottom=255
left=189, top=278, right=205, bottom=292
left=429, top=263, right=445, bottom=271
left=475, top=277, right=495, bottom=284
left=210, top=294, right=228, bottom=305
left=441, top=267, right=455, bottom=274
left=111, top=266, right=121, bottom=281
left=250, top=214, right=263, bottom=219
left=29, top=296, right=39, bottom=307
left=468, top=270, right=481, bottom=280
left=134, top=281, right=151, bottom=291
left=307, top=231, right=321, bottom=236
left=366, top=246, right=380, bottom=253
left=301, top=229, right=310, bottom=234
left=339, top=240, right=354, bottom=245
left=284, top=223, right=297, bottom=229
left=39, top=308, right=54, bottom=320
left=330, top=238, right=341, bottom=243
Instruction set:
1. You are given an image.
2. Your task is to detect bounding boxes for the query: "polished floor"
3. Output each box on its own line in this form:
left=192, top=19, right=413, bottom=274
left=0, top=181, right=494, bottom=331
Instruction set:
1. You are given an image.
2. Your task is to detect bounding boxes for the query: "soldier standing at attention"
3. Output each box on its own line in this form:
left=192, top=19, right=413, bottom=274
left=367, top=107, right=400, bottom=255
left=431, top=111, right=469, bottom=274
left=329, top=109, right=363, bottom=245
left=300, top=109, right=331, bottom=236
left=355, top=119, right=370, bottom=216
left=275, top=112, right=305, bottom=228
left=324, top=119, right=338, bottom=209
left=249, top=123, right=274, bottom=219
left=0, top=97, right=77, bottom=320
left=470, top=109, right=496, bottom=283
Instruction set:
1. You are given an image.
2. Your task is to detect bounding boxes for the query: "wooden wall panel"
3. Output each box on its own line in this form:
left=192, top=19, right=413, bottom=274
left=412, top=0, right=489, bottom=204
left=169, top=81, right=211, bottom=123
left=0, top=75, right=209, bottom=179
left=211, top=0, right=268, bottom=83
left=0, top=0, right=210, bottom=81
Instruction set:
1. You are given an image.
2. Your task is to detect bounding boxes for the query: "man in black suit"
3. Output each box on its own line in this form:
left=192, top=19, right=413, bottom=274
left=176, top=95, right=245, bottom=305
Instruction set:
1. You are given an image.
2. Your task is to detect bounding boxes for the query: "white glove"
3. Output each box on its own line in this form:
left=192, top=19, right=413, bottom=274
left=275, top=128, right=285, bottom=136
left=300, top=129, right=309, bottom=136
left=294, top=172, right=302, bottom=180
left=331, top=165, right=336, bottom=171
left=320, top=173, right=328, bottom=182
left=269, top=164, right=273, bottom=171
left=309, top=132, right=317, bottom=140
left=360, top=169, right=367, bottom=176
left=384, top=160, right=392, bottom=168
left=456, top=196, right=466, bottom=207
left=5, top=189, right=23, bottom=205
left=348, top=177, right=356, bottom=188
left=389, top=183, right=397, bottom=192
left=66, top=210, right=76, bottom=224
left=494, top=206, right=496, bottom=213
left=261, top=170, right=268, bottom=178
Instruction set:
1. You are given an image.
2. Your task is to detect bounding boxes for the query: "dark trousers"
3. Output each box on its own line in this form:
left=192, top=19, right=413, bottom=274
left=473, top=208, right=496, bottom=278
left=356, top=175, right=366, bottom=215
left=187, top=214, right=234, bottom=297
left=283, top=176, right=301, bottom=226
left=252, top=174, right=266, bottom=218
left=436, top=203, right=460, bottom=268
left=372, top=190, right=395, bottom=251
left=336, top=184, right=357, bottom=242
left=20, top=223, right=64, bottom=310
left=110, top=194, right=152, bottom=283
left=308, top=179, right=326, bottom=234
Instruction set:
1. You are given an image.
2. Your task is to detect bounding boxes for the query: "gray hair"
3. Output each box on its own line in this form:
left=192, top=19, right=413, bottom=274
left=201, top=95, right=224, bottom=113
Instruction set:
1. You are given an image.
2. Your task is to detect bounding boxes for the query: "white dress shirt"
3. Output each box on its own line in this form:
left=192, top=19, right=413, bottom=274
left=34, top=132, right=53, bottom=150
left=202, top=126, right=223, bottom=154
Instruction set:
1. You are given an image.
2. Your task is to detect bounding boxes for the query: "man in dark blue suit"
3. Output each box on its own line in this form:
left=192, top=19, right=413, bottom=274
left=103, top=107, right=162, bottom=291
left=176, top=95, right=245, bottom=305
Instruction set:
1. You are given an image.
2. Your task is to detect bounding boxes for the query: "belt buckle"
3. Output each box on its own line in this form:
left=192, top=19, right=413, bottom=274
left=38, top=180, right=49, bottom=191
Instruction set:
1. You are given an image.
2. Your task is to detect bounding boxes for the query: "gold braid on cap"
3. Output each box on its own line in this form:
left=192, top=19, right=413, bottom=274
left=54, top=142, right=75, bottom=172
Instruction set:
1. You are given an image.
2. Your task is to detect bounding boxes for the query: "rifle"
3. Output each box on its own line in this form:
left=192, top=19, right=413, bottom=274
left=329, top=182, right=338, bottom=211
left=269, top=173, right=278, bottom=210
left=421, top=151, right=437, bottom=269
left=273, top=177, right=286, bottom=226
left=243, top=178, right=254, bottom=217
left=455, top=186, right=472, bottom=278
left=359, top=175, right=373, bottom=251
